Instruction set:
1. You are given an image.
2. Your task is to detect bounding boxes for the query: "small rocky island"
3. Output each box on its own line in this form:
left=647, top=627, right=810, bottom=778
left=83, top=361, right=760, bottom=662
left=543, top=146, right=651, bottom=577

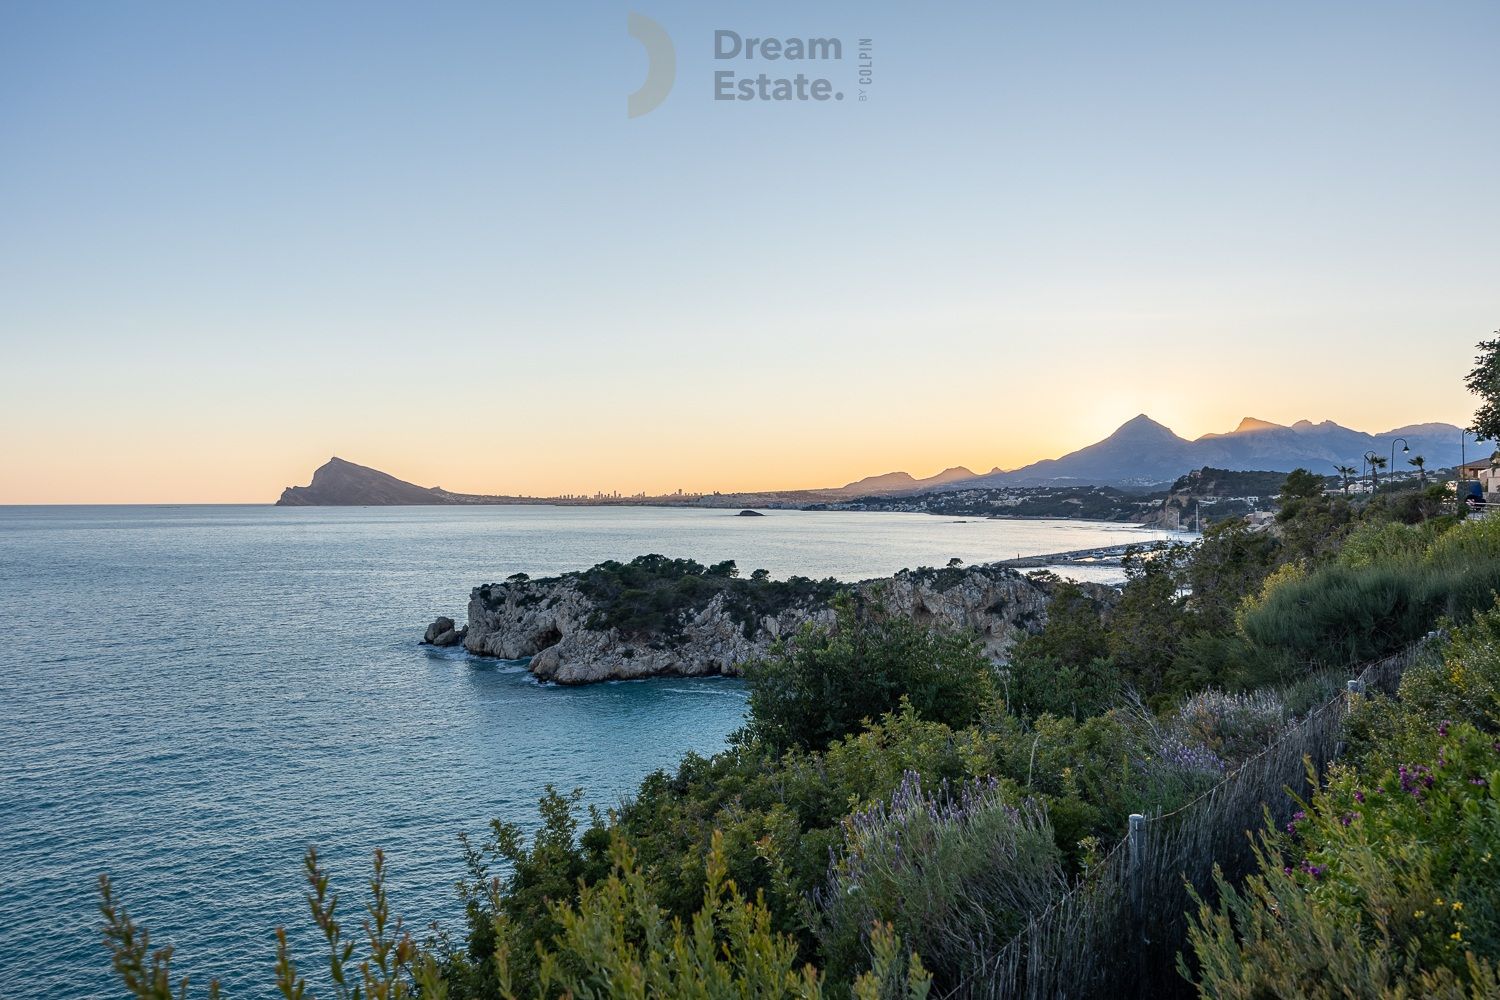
left=736, top=509, right=766, bottom=517
left=423, top=555, right=1094, bottom=684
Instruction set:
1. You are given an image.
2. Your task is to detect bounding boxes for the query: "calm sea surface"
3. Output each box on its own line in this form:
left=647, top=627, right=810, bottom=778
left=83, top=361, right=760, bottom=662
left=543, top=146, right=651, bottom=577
left=0, top=505, right=1184, bottom=997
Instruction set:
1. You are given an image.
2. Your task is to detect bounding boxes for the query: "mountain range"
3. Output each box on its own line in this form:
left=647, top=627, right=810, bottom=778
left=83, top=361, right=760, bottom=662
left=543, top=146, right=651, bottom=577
left=924, top=413, right=1464, bottom=491
left=276, top=416, right=1476, bottom=506
left=941, top=415, right=1471, bottom=489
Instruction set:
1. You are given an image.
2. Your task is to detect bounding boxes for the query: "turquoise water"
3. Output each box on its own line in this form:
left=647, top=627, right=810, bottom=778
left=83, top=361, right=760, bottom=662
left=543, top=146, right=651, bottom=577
left=0, top=505, right=1180, bottom=997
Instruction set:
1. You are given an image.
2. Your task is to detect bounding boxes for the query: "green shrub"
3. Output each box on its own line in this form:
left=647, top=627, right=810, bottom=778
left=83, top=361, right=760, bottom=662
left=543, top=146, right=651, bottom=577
left=510, top=831, right=932, bottom=1000
left=1003, top=653, right=1122, bottom=721
left=1236, top=515, right=1500, bottom=667
left=443, top=787, right=610, bottom=998
left=616, top=702, right=997, bottom=958
left=741, top=598, right=997, bottom=753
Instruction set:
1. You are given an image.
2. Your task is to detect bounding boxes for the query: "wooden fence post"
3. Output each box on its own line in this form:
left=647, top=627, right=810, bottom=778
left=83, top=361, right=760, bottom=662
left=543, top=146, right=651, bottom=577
left=1129, top=813, right=1146, bottom=991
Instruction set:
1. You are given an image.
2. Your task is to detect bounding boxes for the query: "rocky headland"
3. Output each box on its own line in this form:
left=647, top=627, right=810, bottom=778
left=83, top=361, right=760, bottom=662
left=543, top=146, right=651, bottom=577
left=423, top=554, right=1100, bottom=684
left=278, top=457, right=534, bottom=506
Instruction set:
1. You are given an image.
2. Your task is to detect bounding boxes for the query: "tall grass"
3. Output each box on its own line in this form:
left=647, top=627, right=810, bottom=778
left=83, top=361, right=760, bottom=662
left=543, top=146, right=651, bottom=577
left=817, top=772, right=1065, bottom=994
left=966, top=647, right=1417, bottom=1000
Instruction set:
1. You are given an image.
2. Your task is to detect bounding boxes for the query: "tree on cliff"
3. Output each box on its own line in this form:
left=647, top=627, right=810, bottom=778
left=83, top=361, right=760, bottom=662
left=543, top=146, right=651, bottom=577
left=1466, top=332, right=1500, bottom=442
left=741, top=597, right=995, bottom=753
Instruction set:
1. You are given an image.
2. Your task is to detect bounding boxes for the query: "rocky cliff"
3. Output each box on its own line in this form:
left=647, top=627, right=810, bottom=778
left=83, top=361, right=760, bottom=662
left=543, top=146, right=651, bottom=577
left=425, top=556, right=1079, bottom=684
left=1139, top=467, right=1289, bottom=529
left=277, top=457, right=530, bottom=506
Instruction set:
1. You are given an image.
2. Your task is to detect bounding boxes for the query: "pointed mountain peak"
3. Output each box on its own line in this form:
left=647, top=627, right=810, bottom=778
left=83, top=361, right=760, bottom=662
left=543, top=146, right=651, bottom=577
left=1119, top=413, right=1166, bottom=430
left=1105, top=414, right=1184, bottom=443
left=1233, top=417, right=1285, bottom=434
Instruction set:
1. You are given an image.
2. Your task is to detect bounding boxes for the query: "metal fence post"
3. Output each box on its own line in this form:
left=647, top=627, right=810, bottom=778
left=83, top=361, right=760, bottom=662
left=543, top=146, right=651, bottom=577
left=1129, top=813, right=1146, bottom=991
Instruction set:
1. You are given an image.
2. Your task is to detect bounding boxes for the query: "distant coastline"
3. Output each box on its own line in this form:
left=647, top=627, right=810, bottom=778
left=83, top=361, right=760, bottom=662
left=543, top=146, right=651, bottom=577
left=273, top=413, right=1464, bottom=512
left=276, top=457, right=1316, bottom=531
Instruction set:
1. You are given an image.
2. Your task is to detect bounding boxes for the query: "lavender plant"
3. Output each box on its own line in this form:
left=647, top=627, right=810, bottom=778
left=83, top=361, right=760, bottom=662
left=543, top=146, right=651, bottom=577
left=817, top=771, right=1064, bottom=992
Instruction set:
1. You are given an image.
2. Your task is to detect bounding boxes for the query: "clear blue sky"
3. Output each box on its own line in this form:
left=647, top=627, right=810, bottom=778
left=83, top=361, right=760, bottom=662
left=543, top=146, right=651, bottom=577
left=2, top=0, right=1497, bottom=501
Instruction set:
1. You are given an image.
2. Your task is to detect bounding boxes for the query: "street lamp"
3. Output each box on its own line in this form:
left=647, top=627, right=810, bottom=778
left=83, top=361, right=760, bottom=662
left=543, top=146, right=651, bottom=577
left=1390, top=437, right=1409, bottom=487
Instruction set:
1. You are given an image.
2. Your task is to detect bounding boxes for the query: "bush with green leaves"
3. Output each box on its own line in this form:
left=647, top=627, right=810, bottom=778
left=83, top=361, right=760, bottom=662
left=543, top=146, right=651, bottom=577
left=1237, top=514, right=1500, bottom=666
left=1003, top=581, right=1119, bottom=720
left=741, top=596, right=998, bottom=753
left=614, top=702, right=996, bottom=956
left=507, top=831, right=931, bottom=1000
left=441, top=787, right=611, bottom=998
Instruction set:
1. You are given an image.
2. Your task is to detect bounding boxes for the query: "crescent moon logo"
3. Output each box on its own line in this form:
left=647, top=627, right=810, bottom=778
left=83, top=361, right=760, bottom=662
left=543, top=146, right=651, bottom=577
left=627, top=12, right=675, bottom=119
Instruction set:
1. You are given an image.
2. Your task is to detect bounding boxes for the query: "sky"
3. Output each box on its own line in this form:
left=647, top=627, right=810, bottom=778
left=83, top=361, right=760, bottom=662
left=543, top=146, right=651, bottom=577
left=1, top=0, right=1497, bottom=503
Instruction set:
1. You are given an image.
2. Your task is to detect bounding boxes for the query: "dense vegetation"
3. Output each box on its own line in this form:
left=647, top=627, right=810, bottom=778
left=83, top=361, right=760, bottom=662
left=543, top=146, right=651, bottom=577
left=1185, top=604, right=1500, bottom=997
left=108, top=494, right=1500, bottom=997
left=99, top=340, right=1500, bottom=1000
left=1165, top=468, right=1296, bottom=499
left=483, top=555, right=843, bottom=644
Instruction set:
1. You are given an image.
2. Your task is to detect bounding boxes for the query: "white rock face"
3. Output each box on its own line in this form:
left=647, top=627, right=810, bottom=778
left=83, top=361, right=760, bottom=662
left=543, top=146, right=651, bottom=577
left=453, top=566, right=1072, bottom=685
left=866, top=568, right=1050, bottom=661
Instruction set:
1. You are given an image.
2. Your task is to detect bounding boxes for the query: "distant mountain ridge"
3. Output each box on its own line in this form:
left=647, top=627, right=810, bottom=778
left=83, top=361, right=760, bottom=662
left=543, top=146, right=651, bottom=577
left=837, top=466, right=978, bottom=495
left=943, top=415, right=1472, bottom=489
left=276, top=415, right=1474, bottom=506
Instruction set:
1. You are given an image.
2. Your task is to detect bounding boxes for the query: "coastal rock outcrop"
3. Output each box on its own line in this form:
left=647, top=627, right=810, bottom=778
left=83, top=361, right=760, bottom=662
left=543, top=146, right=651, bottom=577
left=441, top=558, right=1080, bottom=685
left=422, top=616, right=468, bottom=647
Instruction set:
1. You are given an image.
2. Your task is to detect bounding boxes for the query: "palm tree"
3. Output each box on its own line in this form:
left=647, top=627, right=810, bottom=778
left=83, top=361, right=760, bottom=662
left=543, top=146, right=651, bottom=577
left=1335, top=464, right=1358, bottom=494
left=1370, top=455, right=1388, bottom=491
left=1408, top=455, right=1427, bottom=485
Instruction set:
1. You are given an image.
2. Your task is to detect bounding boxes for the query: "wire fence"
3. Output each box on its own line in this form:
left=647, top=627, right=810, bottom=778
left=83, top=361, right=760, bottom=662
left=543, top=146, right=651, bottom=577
left=959, top=646, right=1417, bottom=1000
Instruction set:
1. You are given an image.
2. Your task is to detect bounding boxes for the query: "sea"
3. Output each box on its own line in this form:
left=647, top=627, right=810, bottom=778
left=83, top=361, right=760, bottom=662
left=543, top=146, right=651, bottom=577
left=0, top=504, right=1186, bottom=997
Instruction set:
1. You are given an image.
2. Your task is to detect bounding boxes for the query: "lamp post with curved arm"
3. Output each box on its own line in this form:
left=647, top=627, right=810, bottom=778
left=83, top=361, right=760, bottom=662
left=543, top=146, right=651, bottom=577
left=1390, top=438, right=1409, bottom=487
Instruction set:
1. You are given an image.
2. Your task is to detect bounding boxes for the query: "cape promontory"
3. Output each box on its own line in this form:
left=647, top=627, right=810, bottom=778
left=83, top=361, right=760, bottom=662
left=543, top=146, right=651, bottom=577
left=423, top=555, right=1096, bottom=684
left=277, top=457, right=525, bottom=506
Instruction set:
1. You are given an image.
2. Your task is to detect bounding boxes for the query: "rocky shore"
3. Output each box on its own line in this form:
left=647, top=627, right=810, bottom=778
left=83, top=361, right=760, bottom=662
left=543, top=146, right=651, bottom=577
left=423, top=556, right=1096, bottom=684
